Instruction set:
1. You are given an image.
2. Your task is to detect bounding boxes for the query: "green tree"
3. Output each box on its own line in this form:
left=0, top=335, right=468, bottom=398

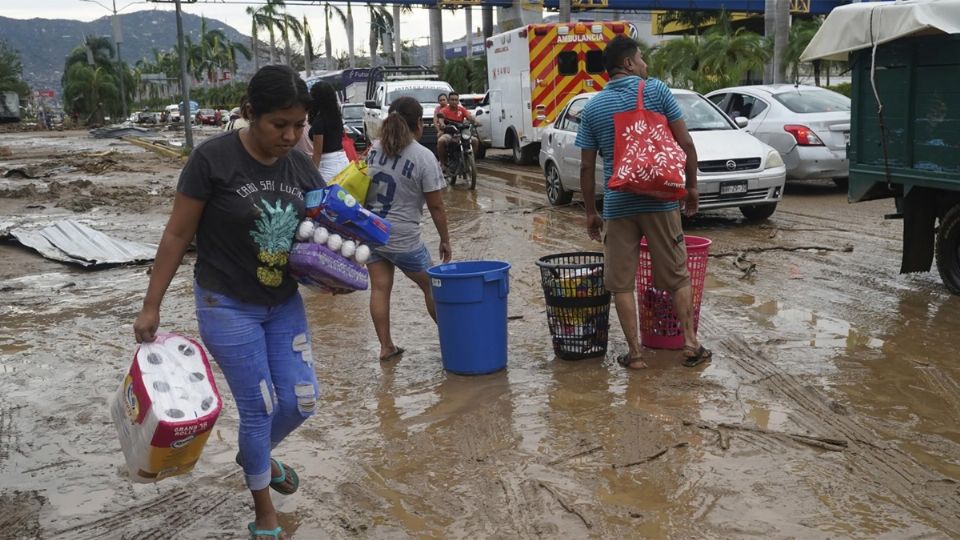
left=0, top=40, right=30, bottom=98
left=323, top=3, right=346, bottom=70
left=441, top=57, right=487, bottom=93
left=62, top=63, right=119, bottom=123
left=783, top=18, right=822, bottom=85
left=368, top=5, right=393, bottom=67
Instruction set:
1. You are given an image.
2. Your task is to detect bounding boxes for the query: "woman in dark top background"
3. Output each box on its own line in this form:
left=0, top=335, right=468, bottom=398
left=307, top=81, right=349, bottom=180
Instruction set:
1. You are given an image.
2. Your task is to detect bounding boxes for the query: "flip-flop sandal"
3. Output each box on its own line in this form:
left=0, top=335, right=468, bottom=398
left=616, top=353, right=647, bottom=369
left=380, top=346, right=404, bottom=362
left=682, top=345, right=713, bottom=368
left=268, top=459, right=299, bottom=495
left=235, top=453, right=300, bottom=495
left=248, top=522, right=284, bottom=539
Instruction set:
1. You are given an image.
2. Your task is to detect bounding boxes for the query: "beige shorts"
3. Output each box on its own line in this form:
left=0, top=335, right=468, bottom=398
left=603, top=210, right=690, bottom=293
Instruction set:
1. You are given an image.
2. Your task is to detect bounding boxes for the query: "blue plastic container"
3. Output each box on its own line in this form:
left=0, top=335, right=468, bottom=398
left=428, top=260, right=511, bottom=375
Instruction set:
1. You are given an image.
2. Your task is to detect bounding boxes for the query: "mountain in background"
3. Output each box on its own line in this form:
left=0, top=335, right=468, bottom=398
left=0, top=10, right=254, bottom=96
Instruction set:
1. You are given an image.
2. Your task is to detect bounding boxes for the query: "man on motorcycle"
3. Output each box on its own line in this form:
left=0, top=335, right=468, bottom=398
left=436, top=92, right=480, bottom=173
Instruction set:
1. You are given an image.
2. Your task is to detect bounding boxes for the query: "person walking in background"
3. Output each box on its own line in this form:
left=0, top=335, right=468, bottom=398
left=576, top=35, right=712, bottom=369
left=307, top=81, right=349, bottom=180
left=364, top=97, right=452, bottom=362
left=133, top=65, right=325, bottom=540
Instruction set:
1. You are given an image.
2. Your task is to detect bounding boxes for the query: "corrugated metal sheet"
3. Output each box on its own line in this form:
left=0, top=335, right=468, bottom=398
left=9, top=220, right=156, bottom=267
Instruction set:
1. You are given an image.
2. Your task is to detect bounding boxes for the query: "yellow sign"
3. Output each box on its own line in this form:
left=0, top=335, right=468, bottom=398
left=572, top=0, right=609, bottom=8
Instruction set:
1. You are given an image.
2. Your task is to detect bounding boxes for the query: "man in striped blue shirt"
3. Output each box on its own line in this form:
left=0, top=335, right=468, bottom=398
left=576, top=35, right=711, bottom=369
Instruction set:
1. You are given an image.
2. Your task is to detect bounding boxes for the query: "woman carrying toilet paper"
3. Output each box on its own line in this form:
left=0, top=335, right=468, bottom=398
left=133, top=65, right=325, bottom=540
left=364, top=96, right=452, bottom=362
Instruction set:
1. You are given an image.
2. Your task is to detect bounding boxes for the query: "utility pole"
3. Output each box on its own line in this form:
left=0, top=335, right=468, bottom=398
left=393, top=5, right=402, bottom=65
left=465, top=6, right=473, bottom=58
left=146, top=0, right=194, bottom=149
left=482, top=5, right=494, bottom=38
left=559, top=0, right=571, bottom=23
left=111, top=1, right=127, bottom=120
left=429, top=6, right=443, bottom=70
left=175, top=0, right=194, bottom=149
left=775, top=0, right=790, bottom=83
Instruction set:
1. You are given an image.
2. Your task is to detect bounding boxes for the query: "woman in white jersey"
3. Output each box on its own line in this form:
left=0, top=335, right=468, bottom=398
left=364, top=97, right=452, bottom=362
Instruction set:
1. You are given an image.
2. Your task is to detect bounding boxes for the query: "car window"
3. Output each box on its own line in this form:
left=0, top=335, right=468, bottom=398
left=728, top=94, right=768, bottom=119
left=772, top=89, right=851, bottom=113
left=558, top=51, right=578, bottom=76
left=708, top=93, right=727, bottom=108
left=559, top=98, right=587, bottom=133
left=674, top=93, right=735, bottom=131
left=585, top=50, right=604, bottom=74
left=342, top=106, right=363, bottom=120
left=387, top=87, right=450, bottom=103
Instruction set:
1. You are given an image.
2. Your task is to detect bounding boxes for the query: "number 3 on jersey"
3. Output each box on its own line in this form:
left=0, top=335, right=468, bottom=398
left=370, top=172, right=397, bottom=218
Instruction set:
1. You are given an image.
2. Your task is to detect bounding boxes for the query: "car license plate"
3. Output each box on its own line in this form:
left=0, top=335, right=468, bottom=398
left=719, top=180, right=748, bottom=197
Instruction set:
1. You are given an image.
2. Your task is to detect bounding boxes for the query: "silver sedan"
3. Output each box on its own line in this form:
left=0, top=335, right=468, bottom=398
left=706, top=85, right=851, bottom=186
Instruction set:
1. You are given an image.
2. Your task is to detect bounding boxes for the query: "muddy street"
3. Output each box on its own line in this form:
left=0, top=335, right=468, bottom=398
left=1, top=131, right=958, bottom=539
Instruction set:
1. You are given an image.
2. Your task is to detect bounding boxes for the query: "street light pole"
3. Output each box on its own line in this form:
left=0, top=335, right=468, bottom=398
left=111, top=0, right=127, bottom=120
left=174, top=0, right=194, bottom=150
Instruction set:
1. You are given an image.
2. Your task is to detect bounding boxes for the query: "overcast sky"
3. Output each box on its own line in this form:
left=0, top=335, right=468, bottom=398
left=3, top=1, right=484, bottom=58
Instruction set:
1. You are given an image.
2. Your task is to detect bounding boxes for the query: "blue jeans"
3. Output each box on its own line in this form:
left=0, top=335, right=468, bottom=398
left=194, top=285, right=319, bottom=491
left=367, top=244, right=433, bottom=273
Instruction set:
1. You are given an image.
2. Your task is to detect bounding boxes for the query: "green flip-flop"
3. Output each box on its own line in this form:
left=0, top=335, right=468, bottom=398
left=235, top=453, right=300, bottom=495
left=248, top=522, right=283, bottom=539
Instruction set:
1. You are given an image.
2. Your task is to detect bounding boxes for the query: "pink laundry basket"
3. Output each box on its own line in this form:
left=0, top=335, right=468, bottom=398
left=636, top=235, right=711, bottom=349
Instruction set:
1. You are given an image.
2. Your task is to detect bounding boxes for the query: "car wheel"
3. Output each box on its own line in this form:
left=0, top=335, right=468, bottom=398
left=935, top=204, right=960, bottom=295
left=740, top=203, right=778, bottom=221
left=511, top=133, right=537, bottom=165
left=833, top=177, right=848, bottom=189
left=545, top=163, right=572, bottom=205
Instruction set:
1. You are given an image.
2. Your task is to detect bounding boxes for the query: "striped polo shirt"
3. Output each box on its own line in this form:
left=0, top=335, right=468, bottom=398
left=575, top=76, right=683, bottom=219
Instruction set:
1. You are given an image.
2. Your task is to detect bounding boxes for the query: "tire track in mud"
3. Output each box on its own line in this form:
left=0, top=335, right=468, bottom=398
left=700, top=313, right=960, bottom=535
left=50, top=484, right=235, bottom=539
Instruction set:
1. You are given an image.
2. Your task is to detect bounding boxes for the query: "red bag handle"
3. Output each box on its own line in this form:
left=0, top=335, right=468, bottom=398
left=635, top=78, right=646, bottom=112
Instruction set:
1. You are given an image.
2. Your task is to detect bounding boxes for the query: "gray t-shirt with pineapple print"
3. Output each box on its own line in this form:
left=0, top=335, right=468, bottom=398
left=177, top=130, right=325, bottom=306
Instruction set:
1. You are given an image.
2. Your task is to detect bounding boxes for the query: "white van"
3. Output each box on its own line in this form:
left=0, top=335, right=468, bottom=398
left=164, top=104, right=181, bottom=123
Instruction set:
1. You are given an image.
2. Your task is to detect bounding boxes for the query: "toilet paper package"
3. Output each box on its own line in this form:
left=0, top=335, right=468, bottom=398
left=111, top=333, right=222, bottom=483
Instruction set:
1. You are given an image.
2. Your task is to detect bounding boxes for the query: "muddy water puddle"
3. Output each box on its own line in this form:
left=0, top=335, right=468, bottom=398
left=1, top=142, right=959, bottom=538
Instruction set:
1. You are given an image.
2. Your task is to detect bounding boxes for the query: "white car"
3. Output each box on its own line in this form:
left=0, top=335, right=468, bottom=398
left=538, top=89, right=788, bottom=220
left=706, top=85, right=850, bottom=185
left=473, top=92, right=492, bottom=159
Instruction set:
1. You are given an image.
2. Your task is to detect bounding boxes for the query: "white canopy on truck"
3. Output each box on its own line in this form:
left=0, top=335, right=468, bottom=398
left=801, top=0, right=960, bottom=62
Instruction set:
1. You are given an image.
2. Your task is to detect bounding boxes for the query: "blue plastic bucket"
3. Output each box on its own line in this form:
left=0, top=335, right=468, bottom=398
left=428, top=260, right=511, bottom=375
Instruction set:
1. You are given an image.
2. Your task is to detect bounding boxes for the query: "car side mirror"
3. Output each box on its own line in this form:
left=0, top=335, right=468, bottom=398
left=364, top=100, right=377, bottom=109
left=735, top=116, right=749, bottom=128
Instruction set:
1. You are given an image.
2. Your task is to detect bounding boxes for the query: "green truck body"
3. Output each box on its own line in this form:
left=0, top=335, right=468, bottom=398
left=847, top=33, right=960, bottom=293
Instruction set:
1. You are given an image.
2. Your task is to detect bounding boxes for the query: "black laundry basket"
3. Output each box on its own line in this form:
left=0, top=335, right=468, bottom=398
left=536, top=252, right=611, bottom=360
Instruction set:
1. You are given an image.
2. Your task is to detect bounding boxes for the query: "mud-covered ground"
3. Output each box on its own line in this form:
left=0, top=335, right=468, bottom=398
left=1, top=130, right=958, bottom=539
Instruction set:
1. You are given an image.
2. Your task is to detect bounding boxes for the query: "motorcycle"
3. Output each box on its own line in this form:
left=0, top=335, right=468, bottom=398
left=442, top=121, right=477, bottom=190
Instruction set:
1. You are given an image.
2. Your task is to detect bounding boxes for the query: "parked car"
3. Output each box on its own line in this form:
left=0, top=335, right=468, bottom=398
left=195, top=108, right=219, bottom=125
left=134, top=110, right=160, bottom=124
left=539, top=89, right=787, bottom=220
left=473, top=91, right=491, bottom=159
left=705, top=85, right=851, bottom=186
left=341, top=103, right=366, bottom=143
left=164, top=104, right=181, bottom=123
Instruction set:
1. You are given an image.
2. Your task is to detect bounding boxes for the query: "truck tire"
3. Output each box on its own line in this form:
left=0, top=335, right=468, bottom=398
left=935, top=204, right=960, bottom=295
left=740, top=203, right=778, bottom=221
left=510, top=131, right=537, bottom=165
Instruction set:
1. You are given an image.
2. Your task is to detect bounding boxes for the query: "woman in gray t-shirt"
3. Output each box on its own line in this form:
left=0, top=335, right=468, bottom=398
left=364, top=97, right=451, bottom=362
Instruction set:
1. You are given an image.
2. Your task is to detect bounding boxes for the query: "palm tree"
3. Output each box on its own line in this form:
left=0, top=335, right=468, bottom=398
left=346, top=1, right=356, bottom=68
left=782, top=18, right=822, bottom=85
left=368, top=5, right=393, bottom=67
left=245, top=5, right=262, bottom=71
left=323, top=2, right=346, bottom=70
left=280, top=11, right=304, bottom=66
left=302, top=16, right=314, bottom=75
left=62, top=63, right=119, bottom=122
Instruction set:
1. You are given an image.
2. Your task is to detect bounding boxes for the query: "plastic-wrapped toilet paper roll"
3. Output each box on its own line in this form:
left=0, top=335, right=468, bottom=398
left=111, top=333, right=222, bottom=483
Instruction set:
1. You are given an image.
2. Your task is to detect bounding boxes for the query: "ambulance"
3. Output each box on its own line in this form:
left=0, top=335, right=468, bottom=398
left=481, top=21, right=637, bottom=164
